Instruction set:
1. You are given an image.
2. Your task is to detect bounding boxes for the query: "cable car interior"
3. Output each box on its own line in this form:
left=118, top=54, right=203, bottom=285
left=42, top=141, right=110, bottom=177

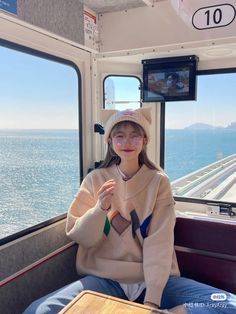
left=0, top=1, right=236, bottom=313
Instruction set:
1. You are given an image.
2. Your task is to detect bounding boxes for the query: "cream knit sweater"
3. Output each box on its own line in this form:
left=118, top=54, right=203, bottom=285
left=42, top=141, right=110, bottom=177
left=66, top=164, right=180, bottom=306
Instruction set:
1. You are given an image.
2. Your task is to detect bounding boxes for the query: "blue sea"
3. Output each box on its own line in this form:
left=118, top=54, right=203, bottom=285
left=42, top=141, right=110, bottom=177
left=1, top=128, right=236, bottom=239
left=165, top=129, right=236, bottom=181
left=0, top=129, right=80, bottom=238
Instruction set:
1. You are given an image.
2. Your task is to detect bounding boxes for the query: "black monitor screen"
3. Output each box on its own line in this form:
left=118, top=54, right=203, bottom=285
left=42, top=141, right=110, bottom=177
left=142, top=55, right=198, bottom=102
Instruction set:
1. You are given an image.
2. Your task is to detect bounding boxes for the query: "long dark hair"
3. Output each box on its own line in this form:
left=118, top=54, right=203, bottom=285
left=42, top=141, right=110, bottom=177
left=99, top=121, right=161, bottom=171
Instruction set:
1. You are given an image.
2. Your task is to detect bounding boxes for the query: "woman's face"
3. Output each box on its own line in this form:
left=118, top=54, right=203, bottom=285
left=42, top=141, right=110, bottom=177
left=110, top=123, right=146, bottom=162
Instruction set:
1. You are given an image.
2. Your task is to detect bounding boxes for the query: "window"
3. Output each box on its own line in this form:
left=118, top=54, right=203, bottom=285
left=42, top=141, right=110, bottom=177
left=0, top=45, right=80, bottom=239
left=104, top=75, right=141, bottom=110
left=165, top=72, right=236, bottom=204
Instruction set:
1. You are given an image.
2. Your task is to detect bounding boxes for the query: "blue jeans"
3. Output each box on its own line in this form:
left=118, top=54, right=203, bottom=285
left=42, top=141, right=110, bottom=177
left=23, top=276, right=236, bottom=314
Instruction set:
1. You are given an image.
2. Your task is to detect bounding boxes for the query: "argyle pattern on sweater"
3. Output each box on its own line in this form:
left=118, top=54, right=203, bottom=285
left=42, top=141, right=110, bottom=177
left=103, top=209, right=152, bottom=239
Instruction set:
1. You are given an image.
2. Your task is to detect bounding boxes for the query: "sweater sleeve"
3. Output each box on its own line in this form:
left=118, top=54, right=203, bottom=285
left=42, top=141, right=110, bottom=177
left=66, top=174, right=107, bottom=248
left=143, top=174, right=175, bottom=306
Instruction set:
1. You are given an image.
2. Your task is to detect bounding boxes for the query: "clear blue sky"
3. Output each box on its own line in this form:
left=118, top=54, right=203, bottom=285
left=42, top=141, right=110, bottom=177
left=1, top=45, right=236, bottom=129
left=165, top=73, right=236, bottom=129
left=0, top=46, right=78, bottom=129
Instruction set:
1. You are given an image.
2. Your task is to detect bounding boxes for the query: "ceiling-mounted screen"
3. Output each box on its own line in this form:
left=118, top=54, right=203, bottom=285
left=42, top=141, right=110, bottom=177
left=142, top=55, right=198, bottom=102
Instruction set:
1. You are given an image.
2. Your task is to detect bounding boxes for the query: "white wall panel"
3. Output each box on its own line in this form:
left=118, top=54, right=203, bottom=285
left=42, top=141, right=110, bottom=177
left=98, top=0, right=236, bottom=52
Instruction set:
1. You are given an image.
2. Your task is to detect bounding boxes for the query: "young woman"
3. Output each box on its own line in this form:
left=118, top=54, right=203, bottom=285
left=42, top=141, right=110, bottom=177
left=24, top=108, right=236, bottom=313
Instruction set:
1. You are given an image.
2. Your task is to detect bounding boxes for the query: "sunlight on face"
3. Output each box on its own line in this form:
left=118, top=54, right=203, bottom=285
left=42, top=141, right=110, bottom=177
left=110, top=123, right=145, bottom=161
left=112, top=132, right=143, bottom=146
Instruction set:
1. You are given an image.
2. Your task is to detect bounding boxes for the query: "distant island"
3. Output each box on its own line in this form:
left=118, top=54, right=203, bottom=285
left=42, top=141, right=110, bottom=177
left=185, top=122, right=236, bottom=130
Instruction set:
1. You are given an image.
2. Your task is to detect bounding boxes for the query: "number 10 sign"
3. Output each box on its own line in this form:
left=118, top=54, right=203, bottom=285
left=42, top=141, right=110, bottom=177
left=192, top=4, right=235, bottom=30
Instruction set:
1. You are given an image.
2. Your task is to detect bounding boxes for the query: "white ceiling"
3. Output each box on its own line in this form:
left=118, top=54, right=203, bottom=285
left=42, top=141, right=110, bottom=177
left=81, top=0, right=162, bottom=14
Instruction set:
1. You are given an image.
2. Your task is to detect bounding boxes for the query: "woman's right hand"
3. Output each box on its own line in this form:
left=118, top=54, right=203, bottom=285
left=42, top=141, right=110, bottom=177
left=97, top=179, right=116, bottom=211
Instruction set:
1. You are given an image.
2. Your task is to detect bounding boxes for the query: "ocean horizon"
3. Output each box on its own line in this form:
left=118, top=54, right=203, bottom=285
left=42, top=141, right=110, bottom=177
left=1, top=128, right=236, bottom=238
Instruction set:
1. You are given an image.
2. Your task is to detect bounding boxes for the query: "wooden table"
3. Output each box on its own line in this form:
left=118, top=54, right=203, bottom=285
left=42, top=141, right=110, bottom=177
left=59, top=290, right=172, bottom=314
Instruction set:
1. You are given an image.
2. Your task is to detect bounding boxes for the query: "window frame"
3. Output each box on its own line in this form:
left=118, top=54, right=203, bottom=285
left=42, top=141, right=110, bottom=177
left=161, top=66, right=236, bottom=207
left=102, top=74, right=142, bottom=108
left=0, top=39, right=83, bottom=246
